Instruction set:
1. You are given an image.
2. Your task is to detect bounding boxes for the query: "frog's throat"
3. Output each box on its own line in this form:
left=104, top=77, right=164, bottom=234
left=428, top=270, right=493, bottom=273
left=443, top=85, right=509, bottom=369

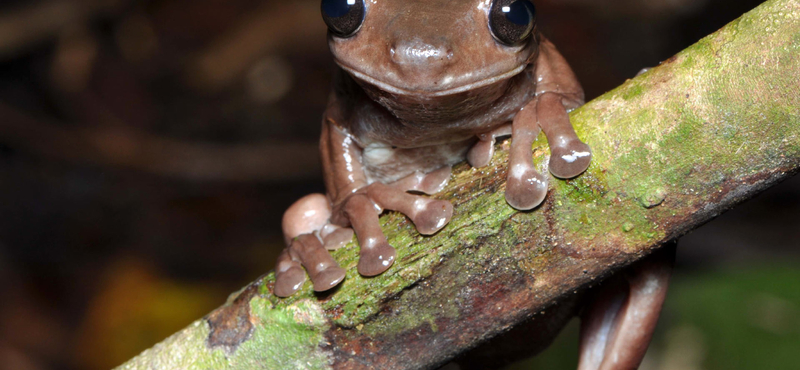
left=337, top=63, right=527, bottom=97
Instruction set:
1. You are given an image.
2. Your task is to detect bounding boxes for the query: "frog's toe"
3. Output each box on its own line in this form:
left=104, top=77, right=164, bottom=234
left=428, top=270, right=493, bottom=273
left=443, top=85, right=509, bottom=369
left=358, top=241, right=396, bottom=276
left=549, top=141, right=592, bottom=179
left=410, top=198, right=453, bottom=235
left=366, top=182, right=453, bottom=235
left=467, top=138, right=495, bottom=168
left=274, top=264, right=307, bottom=297
left=312, top=266, right=347, bottom=292
left=416, top=166, right=452, bottom=194
left=505, top=164, right=548, bottom=210
left=321, top=225, right=354, bottom=250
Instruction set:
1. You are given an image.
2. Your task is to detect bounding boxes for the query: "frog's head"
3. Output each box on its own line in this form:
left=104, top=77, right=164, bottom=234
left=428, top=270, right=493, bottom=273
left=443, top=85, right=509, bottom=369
left=323, top=0, right=539, bottom=98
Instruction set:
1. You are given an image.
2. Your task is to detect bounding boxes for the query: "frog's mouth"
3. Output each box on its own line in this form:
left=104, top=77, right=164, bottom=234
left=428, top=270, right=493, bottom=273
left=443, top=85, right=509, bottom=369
left=338, top=63, right=527, bottom=97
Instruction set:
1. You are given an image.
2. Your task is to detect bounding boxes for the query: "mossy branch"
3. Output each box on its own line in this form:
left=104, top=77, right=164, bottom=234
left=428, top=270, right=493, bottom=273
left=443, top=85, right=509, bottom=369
left=117, top=1, right=800, bottom=369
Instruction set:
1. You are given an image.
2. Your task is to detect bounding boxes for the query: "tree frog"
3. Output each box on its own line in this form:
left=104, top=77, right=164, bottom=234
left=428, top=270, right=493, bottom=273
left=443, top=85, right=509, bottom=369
left=272, top=1, right=673, bottom=368
left=274, top=0, right=591, bottom=297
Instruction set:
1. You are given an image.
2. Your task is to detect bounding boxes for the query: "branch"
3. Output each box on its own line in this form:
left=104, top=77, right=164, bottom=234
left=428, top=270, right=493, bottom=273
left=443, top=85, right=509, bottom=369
left=116, top=0, right=800, bottom=369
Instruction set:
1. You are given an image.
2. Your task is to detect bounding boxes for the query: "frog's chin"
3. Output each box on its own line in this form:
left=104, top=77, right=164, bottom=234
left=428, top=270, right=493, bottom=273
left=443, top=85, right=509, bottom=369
left=338, top=64, right=526, bottom=97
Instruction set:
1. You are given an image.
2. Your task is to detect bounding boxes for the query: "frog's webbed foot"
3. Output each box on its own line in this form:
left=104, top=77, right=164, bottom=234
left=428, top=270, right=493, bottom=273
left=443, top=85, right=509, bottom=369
left=538, top=92, right=592, bottom=179
left=506, top=103, right=549, bottom=210
left=367, top=182, right=453, bottom=235
left=338, top=168, right=453, bottom=276
left=274, top=194, right=347, bottom=297
left=578, top=243, right=675, bottom=370
left=275, top=168, right=453, bottom=296
left=274, top=234, right=347, bottom=297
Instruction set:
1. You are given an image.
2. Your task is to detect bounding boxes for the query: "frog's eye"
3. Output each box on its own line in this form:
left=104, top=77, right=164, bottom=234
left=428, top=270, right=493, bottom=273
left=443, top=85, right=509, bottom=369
left=489, top=0, right=537, bottom=45
left=321, top=0, right=365, bottom=37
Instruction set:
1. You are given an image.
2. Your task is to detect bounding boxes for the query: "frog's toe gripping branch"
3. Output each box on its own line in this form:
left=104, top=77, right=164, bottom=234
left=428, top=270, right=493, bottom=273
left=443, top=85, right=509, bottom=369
left=343, top=193, right=397, bottom=276
left=367, top=182, right=453, bottom=235
left=273, top=249, right=307, bottom=297
left=275, top=193, right=347, bottom=297
left=274, top=235, right=347, bottom=297
left=468, top=124, right=512, bottom=168
left=549, top=141, right=592, bottom=179
left=273, top=234, right=345, bottom=297
left=537, top=92, right=592, bottom=179
left=506, top=102, right=549, bottom=210
left=578, top=244, right=676, bottom=370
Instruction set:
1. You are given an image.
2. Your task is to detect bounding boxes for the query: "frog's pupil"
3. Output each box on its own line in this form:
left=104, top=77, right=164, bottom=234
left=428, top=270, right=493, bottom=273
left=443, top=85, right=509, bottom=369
left=503, top=1, right=533, bottom=26
left=322, top=0, right=352, bottom=18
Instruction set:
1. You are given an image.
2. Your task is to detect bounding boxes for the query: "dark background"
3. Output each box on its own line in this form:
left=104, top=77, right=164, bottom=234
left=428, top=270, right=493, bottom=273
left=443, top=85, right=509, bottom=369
left=0, top=0, right=797, bottom=369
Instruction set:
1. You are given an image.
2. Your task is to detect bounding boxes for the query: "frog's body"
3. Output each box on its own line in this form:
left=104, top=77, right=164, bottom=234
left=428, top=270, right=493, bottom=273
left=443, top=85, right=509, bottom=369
left=272, top=1, right=672, bottom=368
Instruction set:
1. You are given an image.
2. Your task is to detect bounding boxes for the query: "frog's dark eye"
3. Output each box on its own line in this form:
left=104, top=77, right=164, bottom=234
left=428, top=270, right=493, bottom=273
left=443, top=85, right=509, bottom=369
left=489, top=0, right=537, bottom=45
left=321, top=0, right=365, bottom=37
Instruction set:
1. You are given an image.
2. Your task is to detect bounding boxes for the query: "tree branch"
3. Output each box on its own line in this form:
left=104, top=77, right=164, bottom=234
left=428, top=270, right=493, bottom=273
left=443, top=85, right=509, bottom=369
left=116, top=0, right=800, bottom=369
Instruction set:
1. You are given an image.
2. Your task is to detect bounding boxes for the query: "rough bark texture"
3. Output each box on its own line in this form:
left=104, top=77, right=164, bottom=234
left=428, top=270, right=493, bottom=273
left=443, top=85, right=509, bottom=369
left=117, top=0, right=800, bottom=369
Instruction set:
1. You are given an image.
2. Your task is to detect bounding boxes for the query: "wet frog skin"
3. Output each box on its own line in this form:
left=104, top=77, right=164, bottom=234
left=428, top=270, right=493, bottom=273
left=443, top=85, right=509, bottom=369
left=273, top=0, right=592, bottom=297
left=271, top=2, right=675, bottom=368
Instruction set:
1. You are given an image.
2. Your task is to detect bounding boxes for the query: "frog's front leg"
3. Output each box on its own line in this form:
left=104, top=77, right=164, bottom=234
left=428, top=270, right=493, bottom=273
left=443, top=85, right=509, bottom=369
left=535, top=37, right=592, bottom=179
left=505, top=38, right=592, bottom=210
left=537, top=92, right=592, bottom=179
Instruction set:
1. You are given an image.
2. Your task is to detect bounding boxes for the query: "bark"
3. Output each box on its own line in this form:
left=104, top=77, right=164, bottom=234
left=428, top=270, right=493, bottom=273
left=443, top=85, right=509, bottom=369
left=116, top=0, right=800, bottom=369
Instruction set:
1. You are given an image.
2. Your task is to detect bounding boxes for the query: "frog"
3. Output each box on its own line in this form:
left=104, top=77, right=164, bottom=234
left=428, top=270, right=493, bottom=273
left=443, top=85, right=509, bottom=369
left=274, top=0, right=592, bottom=298
left=272, top=1, right=674, bottom=368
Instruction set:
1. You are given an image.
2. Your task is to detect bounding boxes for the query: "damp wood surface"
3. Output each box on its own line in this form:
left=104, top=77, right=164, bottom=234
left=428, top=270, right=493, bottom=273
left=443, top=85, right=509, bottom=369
left=117, top=0, right=800, bottom=369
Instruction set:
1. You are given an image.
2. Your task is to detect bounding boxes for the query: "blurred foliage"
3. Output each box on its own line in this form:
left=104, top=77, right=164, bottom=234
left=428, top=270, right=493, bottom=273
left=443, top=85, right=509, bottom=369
left=509, top=265, right=800, bottom=370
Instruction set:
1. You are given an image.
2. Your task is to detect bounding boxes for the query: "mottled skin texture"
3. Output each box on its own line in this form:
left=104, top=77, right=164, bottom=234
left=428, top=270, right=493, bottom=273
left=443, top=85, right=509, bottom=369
left=274, top=0, right=670, bottom=366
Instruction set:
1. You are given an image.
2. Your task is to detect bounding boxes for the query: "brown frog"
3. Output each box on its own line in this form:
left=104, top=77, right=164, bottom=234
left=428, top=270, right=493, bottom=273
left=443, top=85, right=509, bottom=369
left=273, top=1, right=674, bottom=368
left=275, top=0, right=591, bottom=297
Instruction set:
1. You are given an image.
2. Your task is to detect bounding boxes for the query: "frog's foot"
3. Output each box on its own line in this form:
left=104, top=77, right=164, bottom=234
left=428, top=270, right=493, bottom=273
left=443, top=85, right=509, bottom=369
left=319, top=223, right=354, bottom=250
left=367, top=182, right=453, bottom=235
left=339, top=178, right=454, bottom=276
left=275, top=193, right=347, bottom=297
left=342, top=193, right=397, bottom=276
left=274, top=234, right=347, bottom=297
left=468, top=124, right=512, bottom=168
left=549, top=140, right=592, bottom=179
left=507, top=102, right=548, bottom=210
left=536, top=92, right=592, bottom=179
left=273, top=249, right=306, bottom=297
left=578, top=243, right=675, bottom=370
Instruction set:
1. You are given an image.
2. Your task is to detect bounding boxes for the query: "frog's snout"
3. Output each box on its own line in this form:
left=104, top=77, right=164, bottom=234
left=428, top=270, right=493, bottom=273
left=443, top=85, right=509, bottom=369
left=389, top=38, right=454, bottom=69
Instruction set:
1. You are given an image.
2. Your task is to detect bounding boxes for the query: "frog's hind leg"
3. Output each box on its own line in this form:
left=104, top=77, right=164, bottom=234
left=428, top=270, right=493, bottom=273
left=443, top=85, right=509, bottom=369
left=274, top=194, right=346, bottom=297
left=577, top=243, right=675, bottom=370
left=537, top=92, right=592, bottom=179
